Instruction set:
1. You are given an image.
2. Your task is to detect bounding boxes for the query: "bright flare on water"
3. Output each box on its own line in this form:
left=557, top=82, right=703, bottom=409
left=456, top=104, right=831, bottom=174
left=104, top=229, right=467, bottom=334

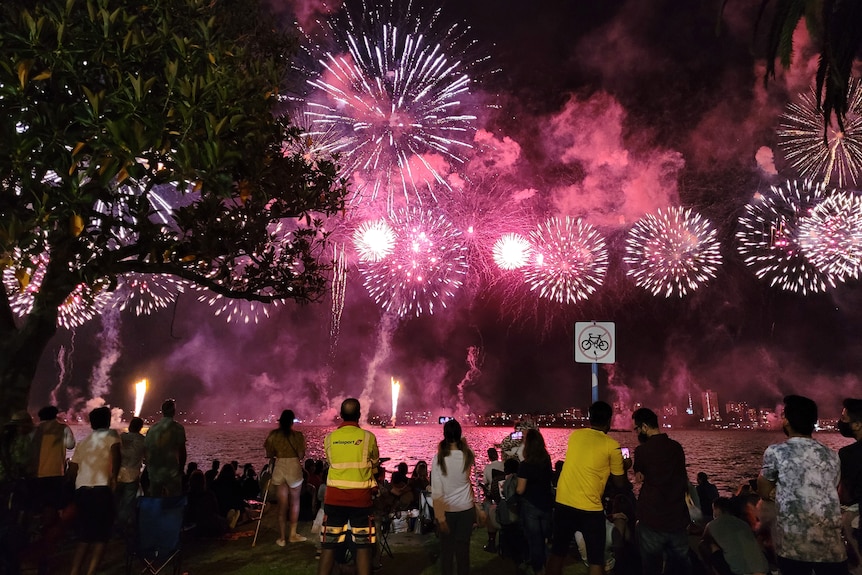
left=134, top=379, right=147, bottom=417
left=391, top=377, right=400, bottom=427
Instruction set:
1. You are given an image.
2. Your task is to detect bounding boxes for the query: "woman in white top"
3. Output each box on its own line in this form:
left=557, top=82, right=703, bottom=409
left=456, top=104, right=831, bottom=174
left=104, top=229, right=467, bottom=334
left=432, top=419, right=485, bottom=575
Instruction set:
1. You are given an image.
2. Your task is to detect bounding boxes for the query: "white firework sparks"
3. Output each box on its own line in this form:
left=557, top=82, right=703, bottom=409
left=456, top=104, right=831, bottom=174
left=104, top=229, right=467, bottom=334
left=305, top=0, right=478, bottom=209
left=523, top=217, right=608, bottom=304
left=778, top=79, right=862, bottom=188
left=492, top=233, right=532, bottom=270
left=624, top=207, right=723, bottom=298
left=353, top=218, right=396, bottom=262
left=736, top=179, right=833, bottom=294
left=798, top=190, right=862, bottom=281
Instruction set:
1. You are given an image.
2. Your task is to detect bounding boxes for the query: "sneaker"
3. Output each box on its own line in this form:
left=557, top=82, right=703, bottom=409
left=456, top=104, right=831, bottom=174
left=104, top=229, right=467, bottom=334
left=276, top=538, right=286, bottom=547
left=289, top=534, right=307, bottom=543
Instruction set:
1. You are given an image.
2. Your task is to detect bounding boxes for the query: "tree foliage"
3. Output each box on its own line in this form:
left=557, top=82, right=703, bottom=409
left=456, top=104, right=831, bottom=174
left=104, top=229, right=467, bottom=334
left=0, top=0, right=348, bottom=418
left=750, top=0, right=862, bottom=132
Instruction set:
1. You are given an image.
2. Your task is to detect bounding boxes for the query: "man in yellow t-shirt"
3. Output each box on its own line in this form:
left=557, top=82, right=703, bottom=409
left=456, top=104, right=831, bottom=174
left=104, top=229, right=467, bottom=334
left=547, top=401, right=628, bottom=575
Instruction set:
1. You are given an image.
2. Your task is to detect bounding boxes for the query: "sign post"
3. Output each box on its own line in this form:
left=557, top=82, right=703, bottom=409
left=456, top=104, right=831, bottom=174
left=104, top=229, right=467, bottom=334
left=574, top=321, right=616, bottom=403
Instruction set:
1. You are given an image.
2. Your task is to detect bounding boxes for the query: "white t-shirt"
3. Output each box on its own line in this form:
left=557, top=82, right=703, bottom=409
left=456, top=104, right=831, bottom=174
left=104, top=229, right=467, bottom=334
left=71, top=429, right=120, bottom=488
left=483, top=460, right=504, bottom=487
left=431, top=450, right=475, bottom=516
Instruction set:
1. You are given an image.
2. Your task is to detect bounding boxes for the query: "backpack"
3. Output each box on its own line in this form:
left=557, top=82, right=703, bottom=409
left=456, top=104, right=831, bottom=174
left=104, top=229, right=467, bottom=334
left=495, top=474, right=520, bottom=526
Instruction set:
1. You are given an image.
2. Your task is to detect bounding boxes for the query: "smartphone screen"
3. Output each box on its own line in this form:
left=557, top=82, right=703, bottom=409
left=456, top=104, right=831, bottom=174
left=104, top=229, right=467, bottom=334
left=510, top=431, right=523, bottom=441
left=621, top=447, right=630, bottom=459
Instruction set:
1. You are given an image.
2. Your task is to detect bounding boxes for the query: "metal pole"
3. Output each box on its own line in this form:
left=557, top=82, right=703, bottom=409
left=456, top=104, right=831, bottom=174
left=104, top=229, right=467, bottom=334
left=591, top=362, right=599, bottom=403
left=252, top=459, right=274, bottom=547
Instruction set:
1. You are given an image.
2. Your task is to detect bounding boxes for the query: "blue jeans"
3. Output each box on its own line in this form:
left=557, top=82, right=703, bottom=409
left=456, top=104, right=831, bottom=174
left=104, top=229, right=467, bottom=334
left=520, top=499, right=551, bottom=572
left=637, top=523, right=691, bottom=575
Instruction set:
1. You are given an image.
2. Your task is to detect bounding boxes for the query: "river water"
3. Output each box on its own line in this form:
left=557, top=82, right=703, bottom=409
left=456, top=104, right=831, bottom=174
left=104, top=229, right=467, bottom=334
left=70, top=424, right=854, bottom=498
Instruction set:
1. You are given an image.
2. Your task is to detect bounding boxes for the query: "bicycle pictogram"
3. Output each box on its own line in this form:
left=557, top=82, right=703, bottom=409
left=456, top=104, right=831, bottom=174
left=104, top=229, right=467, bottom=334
left=580, top=332, right=609, bottom=352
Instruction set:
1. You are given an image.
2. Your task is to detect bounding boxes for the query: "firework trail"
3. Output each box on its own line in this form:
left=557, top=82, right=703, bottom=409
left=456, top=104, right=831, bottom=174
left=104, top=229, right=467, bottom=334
left=778, top=79, right=862, bottom=188
left=358, top=311, right=398, bottom=425
left=623, top=207, right=722, bottom=298
left=455, top=345, right=482, bottom=418
left=304, top=0, right=478, bottom=211
left=736, top=180, right=833, bottom=294
left=359, top=208, right=468, bottom=317
left=52, top=339, right=74, bottom=407
left=523, top=217, right=608, bottom=305
left=329, top=244, right=348, bottom=358
left=798, top=190, right=862, bottom=281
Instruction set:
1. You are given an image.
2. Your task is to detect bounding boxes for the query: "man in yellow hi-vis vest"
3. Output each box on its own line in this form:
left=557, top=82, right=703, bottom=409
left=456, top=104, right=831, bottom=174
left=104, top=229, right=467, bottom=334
left=318, top=398, right=379, bottom=575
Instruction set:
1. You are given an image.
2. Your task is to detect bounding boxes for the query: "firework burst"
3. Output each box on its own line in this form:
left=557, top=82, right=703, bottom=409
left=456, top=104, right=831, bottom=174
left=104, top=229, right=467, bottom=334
left=304, top=0, right=478, bottom=210
left=798, top=190, right=862, bottom=281
left=2, top=251, right=111, bottom=329
left=492, top=233, right=532, bottom=270
left=736, top=179, right=833, bottom=294
left=110, top=273, right=185, bottom=316
left=778, top=79, right=862, bottom=188
left=624, top=207, right=722, bottom=298
left=522, top=217, right=608, bottom=304
left=359, top=208, right=468, bottom=317
left=353, top=218, right=396, bottom=262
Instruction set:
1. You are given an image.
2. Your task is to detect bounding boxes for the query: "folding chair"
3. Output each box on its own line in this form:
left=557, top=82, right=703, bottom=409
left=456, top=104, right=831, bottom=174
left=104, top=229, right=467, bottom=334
left=378, top=514, right=394, bottom=559
left=126, top=496, right=187, bottom=575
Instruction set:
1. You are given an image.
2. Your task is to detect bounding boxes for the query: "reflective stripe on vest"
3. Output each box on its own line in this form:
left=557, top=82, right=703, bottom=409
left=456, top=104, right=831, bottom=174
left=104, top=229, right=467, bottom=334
left=325, top=427, right=375, bottom=490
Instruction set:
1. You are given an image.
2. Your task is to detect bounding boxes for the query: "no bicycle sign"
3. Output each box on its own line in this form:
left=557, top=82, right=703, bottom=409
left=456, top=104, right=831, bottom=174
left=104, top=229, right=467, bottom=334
left=574, top=321, right=615, bottom=364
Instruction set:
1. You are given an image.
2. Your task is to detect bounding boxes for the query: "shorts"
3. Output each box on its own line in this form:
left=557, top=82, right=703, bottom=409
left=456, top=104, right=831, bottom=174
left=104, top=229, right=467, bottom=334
left=271, top=457, right=303, bottom=489
left=74, top=486, right=114, bottom=542
left=550, top=503, right=606, bottom=566
left=32, top=476, right=69, bottom=510
left=320, top=504, right=376, bottom=548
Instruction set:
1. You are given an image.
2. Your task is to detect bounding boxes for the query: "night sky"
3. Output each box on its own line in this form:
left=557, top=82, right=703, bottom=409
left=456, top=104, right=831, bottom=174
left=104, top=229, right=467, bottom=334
left=30, top=0, right=862, bottom=421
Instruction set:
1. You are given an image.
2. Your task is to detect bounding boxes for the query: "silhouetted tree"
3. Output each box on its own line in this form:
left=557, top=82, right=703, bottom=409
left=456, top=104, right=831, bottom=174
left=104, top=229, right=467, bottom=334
left=0, top=0, right=348, bottom=420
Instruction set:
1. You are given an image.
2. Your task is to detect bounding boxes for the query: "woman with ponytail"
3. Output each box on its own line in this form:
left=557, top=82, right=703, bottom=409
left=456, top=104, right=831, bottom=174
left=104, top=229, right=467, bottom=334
left=431, top=419, right=485, bottom=574
left=264, top=409, right=307, bottom=546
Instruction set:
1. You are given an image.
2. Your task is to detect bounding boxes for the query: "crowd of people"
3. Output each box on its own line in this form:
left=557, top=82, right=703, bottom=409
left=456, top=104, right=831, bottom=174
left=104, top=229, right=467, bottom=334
left=1, top=393, right=861, bottom=575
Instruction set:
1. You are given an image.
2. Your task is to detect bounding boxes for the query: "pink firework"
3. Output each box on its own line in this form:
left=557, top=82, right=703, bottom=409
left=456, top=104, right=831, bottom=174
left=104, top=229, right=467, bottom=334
left=798, top=190, right=862, bottom=281
left=492, top=233, right=531, bottom=270
left=359, top=208, right=468, bottom=317
left=2, top=251, right=110, bottom=329
left=624, top=207, right=722, bottom=298
left=304, top=0, right=478, bottom=209
left=523, top=217, right=608, bottom=304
